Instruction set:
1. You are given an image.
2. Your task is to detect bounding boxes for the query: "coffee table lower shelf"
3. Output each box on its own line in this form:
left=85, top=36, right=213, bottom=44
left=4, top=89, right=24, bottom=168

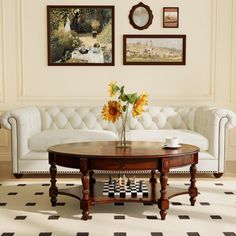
left=51, top=180, right=195, bottom=219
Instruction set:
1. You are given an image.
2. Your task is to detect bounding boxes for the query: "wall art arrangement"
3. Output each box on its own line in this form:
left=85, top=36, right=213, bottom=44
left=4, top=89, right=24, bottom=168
left=129, top=2, right=153, bottom=30
left=46, top=4, right=184, bottom=66
left=163, top=7, right=179, bottom=28
left=47, top=5, right=114, bottom=66
left=123, top=34, right=186, bottom=65
left=124, top=3, right=184, bottom=66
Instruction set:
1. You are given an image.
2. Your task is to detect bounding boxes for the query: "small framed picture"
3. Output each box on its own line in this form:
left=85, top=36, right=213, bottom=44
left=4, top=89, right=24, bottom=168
left=163, top=7, right=179, bottom=28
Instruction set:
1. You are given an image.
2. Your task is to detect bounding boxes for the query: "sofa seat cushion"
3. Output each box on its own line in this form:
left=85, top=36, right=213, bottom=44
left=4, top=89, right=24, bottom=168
left=127, top=129, right=208, bottom=151
left=29, top=130, right=117, bottom=152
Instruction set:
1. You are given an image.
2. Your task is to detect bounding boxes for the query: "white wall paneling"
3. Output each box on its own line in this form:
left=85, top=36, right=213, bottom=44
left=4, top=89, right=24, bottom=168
left=0, top=128, right=8, bottom=147
left=0, top=129, right=10, bottom=161
left=0, top=0, right=236, bottom=161
left=0, top=0, right=6, bottom=103
left=228, top=0, right=236, bottom=151
left=0, top=109, right=10, bottom=161
left=16, top=0, right=215, bottom=101
left=231, top=0, right=236, bottom=103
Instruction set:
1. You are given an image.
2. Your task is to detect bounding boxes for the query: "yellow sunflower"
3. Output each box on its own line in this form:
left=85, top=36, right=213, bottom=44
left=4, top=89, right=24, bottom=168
left=108, top=81, right=117, bottom=97
left=102, top=100, right=122, bottom=123
left=132, top=93, right=148, bottom=117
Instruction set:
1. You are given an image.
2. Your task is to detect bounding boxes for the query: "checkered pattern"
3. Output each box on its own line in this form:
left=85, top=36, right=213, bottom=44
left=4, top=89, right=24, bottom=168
left=0, top=179, right=236, bottom=236
left=102, top=180, right=148, bottom=198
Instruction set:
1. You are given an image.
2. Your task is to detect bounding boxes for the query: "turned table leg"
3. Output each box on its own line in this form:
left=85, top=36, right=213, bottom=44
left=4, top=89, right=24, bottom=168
left=158, top=171, right=169, bottom=220
left=149, top=170, right=157, bottom=183
left=157, top=159, right=169, bottom=220
left=189, top=163, right=198, bottom=206
left=80, top=158, right=91, bottom=220
left=89, top=170, right=96, bottom=184
left=49, top=163, right=58, bottom=207
left=149, top=170, right=157, bottom=202
left=89, top=170, right=96, bottom=197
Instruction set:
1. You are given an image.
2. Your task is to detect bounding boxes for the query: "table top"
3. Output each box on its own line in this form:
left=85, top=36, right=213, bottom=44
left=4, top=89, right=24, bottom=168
left=48, top=141, right=199, bottom=159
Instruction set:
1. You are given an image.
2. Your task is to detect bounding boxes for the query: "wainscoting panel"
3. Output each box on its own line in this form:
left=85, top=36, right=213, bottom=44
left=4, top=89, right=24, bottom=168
left=0, top=0, right=236, bottom=162
left=17, top=0, right=215, bottom=101
left=231, top=0, right=236, bottom=102
left=0, top=128, right=10, bottom=161
left=0, top=0, right=6, bottom=103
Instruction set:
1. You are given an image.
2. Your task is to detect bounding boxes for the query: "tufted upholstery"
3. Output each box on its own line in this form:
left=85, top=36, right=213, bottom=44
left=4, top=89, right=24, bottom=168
left=1, top=105, right=236, bottom=175
left=40, top=106, right=115, bottom=131
left=39, top=106, right=196, bottom=131
left=128, top=106, right=196, bottom=130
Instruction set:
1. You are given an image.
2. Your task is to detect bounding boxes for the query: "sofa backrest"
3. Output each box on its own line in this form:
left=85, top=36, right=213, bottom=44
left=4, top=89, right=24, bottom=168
left=128, top=106, right=196, bottom=130
left=39, top=106, right=196, bottom=131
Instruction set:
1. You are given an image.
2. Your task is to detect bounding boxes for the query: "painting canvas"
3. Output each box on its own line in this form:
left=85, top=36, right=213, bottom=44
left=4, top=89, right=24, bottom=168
left=163, top=7, right=179, bottom=28
left=47, top=6, right=114, bottom=66
left=123, top=35, right=186, bottom=65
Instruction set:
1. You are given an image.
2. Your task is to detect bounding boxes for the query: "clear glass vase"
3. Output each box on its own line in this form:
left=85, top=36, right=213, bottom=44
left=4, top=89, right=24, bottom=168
left=119, top=119, right=127, bottom=147
left=117, top=112, right=129, bottom=148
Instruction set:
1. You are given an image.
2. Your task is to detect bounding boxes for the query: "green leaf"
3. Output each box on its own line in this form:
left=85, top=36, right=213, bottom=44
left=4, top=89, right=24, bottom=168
left=122, top=105, right=127, bottom=112
left=119, top=93, right=127, bottom=102
left=126, top=93, right=138, bottom=104
left=120, top=86, right=124, bottom=94
left=118, top=86, right=127, bottom=102
left=114, top=84, right=120, bottom=93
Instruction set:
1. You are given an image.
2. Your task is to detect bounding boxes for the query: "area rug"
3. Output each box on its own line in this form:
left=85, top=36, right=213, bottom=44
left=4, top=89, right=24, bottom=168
left=0, top=178, right=235, bottom=236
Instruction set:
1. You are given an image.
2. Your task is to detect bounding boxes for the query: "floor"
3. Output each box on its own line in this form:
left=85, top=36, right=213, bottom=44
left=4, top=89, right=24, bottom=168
left=0, top=162, right=236, bottom=236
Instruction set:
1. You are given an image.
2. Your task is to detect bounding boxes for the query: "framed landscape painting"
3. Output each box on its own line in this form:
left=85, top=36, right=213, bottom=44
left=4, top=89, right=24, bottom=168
left=47, top=5, right=115, bottom=66
left=163, top=7, right=179, bottom=28
left=123, top=34, right=186, bottom=65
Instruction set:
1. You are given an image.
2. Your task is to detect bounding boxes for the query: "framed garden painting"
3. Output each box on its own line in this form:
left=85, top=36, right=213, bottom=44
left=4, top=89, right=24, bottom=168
left=163, top=7, right=179, bottom=28
left=47, top=5, right=115, bottom=66
left=123, top=34, right=186, bottom=65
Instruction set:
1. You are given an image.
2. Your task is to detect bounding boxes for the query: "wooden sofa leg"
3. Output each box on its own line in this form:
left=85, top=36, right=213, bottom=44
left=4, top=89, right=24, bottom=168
left=14, top=173, right=24, bottom=178
left=213, top=173, right=223, bottom=178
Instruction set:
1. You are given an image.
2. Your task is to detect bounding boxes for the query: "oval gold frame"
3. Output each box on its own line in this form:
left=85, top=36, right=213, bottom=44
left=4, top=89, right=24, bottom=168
left=129, top=2, right=153, bottom=30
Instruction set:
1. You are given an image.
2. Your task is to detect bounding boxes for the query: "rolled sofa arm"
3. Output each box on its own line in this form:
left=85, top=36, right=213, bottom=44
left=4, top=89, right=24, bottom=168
left=194, top=106, right=236, bottom=172
left=0, top=106, right=41, bottom=172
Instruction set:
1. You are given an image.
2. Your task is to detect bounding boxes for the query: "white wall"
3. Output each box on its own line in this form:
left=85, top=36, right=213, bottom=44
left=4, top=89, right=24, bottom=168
left=0, top=0, right=236, bottom=161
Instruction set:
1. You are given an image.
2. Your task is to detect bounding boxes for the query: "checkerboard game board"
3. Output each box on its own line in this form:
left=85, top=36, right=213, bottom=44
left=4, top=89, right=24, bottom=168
left=102, top=180, right=149, bottom=198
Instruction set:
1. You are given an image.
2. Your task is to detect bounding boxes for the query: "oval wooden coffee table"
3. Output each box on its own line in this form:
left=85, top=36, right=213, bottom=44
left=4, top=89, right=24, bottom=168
left=48, top=141, right=199, bottom=220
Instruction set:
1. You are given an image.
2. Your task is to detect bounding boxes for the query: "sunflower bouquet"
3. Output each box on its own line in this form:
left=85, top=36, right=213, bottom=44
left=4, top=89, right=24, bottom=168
left=101, top=81, right=148, bottom=147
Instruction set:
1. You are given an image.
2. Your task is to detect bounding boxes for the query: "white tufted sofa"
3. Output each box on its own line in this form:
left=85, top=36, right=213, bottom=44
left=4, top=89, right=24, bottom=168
left=1, top=105, right=236, bottom=178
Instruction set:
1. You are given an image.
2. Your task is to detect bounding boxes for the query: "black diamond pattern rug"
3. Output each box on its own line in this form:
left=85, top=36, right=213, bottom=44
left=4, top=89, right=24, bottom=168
left=0, top=179, right=235, bottom=236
